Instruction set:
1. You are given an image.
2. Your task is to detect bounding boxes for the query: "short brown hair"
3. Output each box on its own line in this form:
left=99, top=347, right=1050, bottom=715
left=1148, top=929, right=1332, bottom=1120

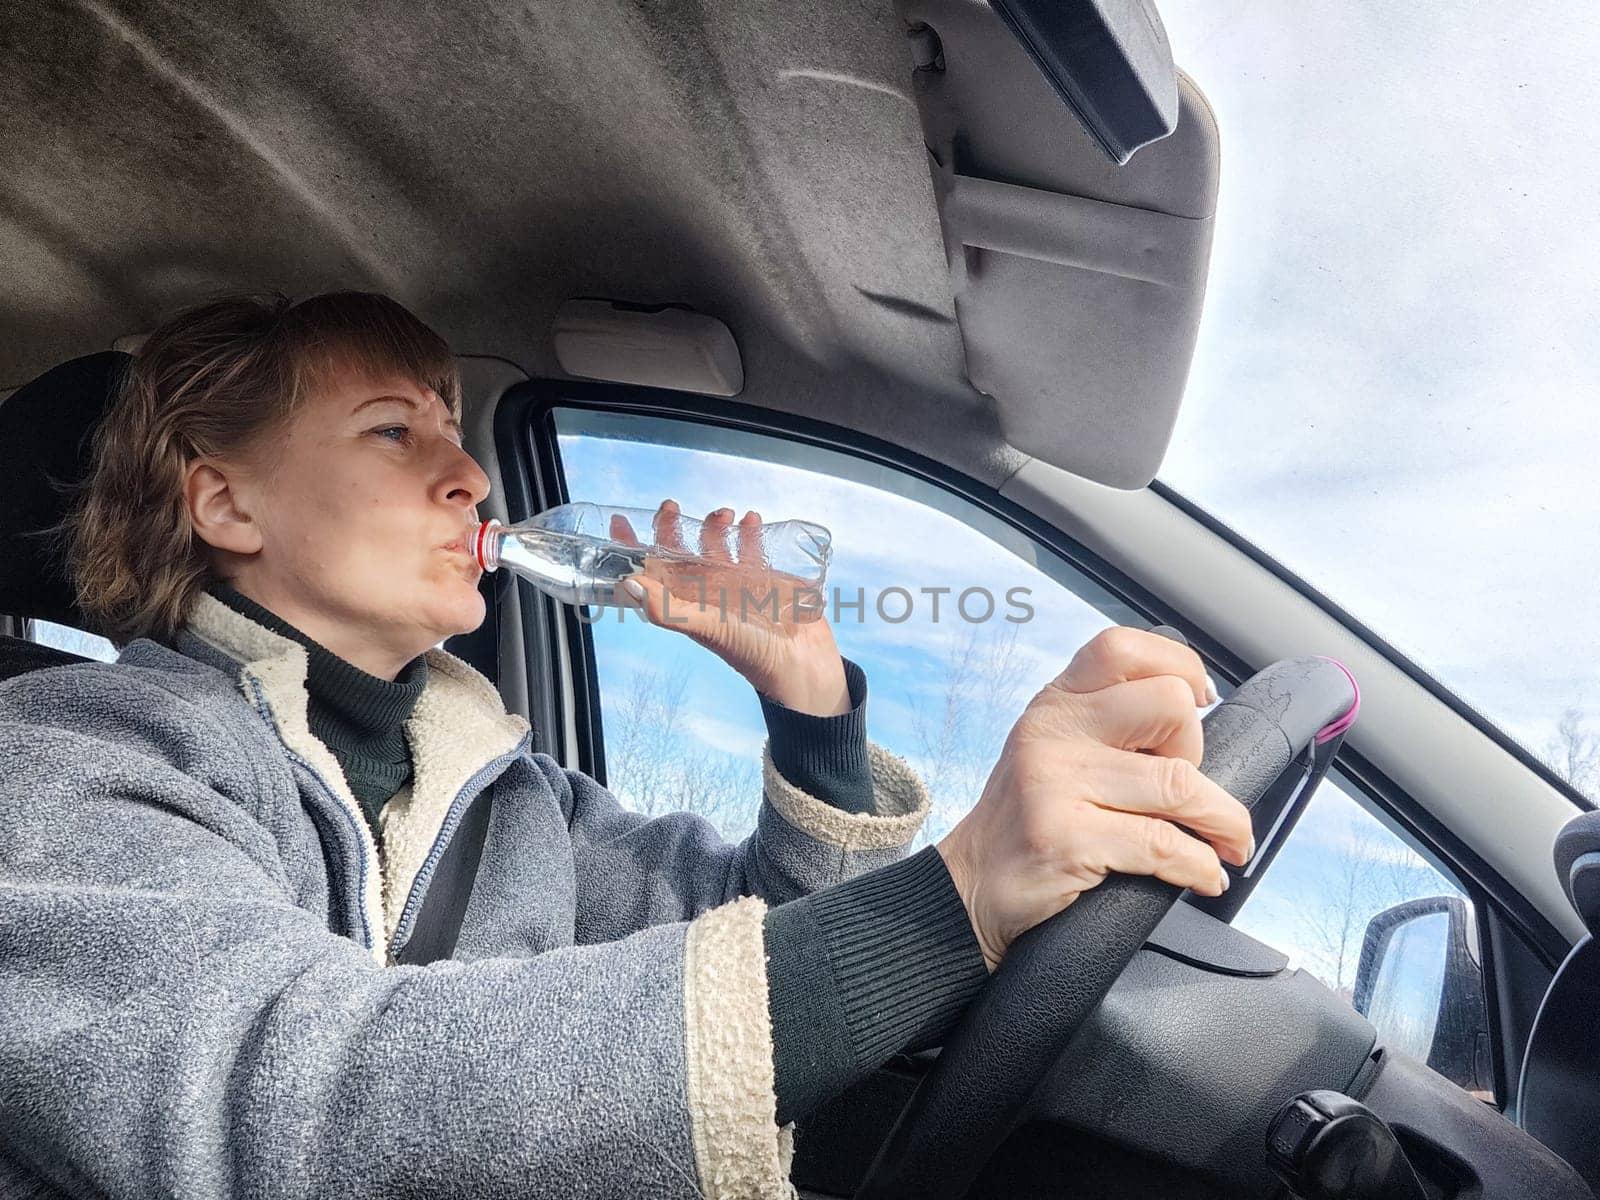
left=67, top=291, right=461, bottom=645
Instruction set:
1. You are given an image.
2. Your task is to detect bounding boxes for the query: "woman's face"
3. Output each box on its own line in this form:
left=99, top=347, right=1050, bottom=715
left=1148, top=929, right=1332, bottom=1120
left=196, top=370, right=490, bottom=677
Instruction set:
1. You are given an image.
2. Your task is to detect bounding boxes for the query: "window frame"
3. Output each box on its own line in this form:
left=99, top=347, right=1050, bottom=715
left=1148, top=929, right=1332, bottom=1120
left=494, top=376, right=1560, bottom=1100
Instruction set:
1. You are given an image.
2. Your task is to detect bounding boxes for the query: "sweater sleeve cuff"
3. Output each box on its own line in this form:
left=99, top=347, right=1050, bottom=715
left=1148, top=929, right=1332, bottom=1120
left=764, top=846, right=988, bottom=1125
left=758, top=657, right=873, bottom=814
left=684, top=897, right=797, bottom=1191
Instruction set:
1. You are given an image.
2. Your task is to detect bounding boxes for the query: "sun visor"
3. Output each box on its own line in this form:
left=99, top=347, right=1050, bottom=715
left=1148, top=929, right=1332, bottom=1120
left=897, top=0, right=1218, bottom=489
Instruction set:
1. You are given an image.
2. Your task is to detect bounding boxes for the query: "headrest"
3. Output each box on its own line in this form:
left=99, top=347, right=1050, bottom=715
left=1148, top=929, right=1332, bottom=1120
left=1554, top=809, right=1600, bottom=934
left=0, top=352, right=131, bottom=627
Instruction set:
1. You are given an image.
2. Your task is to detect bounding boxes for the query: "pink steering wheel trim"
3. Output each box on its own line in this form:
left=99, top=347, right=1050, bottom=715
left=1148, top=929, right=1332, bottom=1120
left=1314, top=657, right=1360, bottom=744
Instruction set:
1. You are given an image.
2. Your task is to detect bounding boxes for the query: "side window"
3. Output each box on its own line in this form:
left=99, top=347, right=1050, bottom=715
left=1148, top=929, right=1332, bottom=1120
left=549, top=405, right=1495, bottom=1102
left=1233, top=776, right=1495, bottom=1101
left=551, top=406, right=1140, bottom=845
left=28, top=618, right=116, bottom=662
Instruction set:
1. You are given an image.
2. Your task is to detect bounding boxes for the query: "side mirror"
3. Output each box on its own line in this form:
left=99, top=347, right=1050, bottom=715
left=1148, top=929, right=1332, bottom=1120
left=1352, top=896, right=1492, bottom=1093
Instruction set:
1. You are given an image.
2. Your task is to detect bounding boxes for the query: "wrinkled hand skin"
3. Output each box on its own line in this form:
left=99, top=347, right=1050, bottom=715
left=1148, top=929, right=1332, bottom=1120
left=937, top=627, right=1255, bottom=973
left=617, top=499, right=851, bottom=717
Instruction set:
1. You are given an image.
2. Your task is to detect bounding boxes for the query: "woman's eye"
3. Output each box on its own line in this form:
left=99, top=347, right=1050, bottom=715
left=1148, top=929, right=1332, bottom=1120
left=373, top=425, right=411, bottom=444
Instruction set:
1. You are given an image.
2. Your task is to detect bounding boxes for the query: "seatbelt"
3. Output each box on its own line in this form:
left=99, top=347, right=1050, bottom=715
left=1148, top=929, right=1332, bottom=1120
left=394, top=790, right=495, bottom=965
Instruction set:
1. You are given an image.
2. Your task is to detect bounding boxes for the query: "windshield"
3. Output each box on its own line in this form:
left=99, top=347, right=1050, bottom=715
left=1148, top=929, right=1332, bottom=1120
left=1155, top=3, right=1600, bottom=802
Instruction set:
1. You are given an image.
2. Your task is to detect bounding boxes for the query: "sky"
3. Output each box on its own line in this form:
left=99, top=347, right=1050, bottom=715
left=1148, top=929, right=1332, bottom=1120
left=1154, top=2, right=1600, bottom=780
left=554, top=419, right=1098, bottom=795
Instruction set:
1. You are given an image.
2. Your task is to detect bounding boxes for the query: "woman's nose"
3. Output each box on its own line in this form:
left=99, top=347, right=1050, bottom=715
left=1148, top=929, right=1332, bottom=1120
left=434, top=440, right=492, bottom=509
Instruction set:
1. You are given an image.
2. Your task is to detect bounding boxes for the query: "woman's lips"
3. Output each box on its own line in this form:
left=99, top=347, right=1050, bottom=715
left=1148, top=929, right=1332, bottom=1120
left=441, top=519, right=482, bottom=557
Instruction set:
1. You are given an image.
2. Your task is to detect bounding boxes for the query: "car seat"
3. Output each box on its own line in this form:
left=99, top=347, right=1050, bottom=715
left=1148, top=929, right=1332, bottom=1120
left=0, top=351, right=131, bottom=680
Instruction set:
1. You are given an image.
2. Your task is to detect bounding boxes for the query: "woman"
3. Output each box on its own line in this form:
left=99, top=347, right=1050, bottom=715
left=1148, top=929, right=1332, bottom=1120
left=0, top=293, right=1250, bottom=1198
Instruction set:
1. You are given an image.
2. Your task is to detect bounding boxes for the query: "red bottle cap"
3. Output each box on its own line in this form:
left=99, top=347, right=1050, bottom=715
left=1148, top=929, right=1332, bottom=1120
left=473, top=520, right=498, bottom=571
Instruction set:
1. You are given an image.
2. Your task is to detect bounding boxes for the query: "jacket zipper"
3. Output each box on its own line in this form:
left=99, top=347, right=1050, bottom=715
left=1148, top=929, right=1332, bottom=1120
left=243, top=676, right=385, bottom=955
left=388, top=734, right=532, bottom=958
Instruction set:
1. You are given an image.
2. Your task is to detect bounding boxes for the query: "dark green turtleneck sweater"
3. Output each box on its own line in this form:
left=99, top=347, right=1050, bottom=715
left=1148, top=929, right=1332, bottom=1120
left=212, top=584, right=427, bottom=832
left=209, top=584, right=985, bottom=1127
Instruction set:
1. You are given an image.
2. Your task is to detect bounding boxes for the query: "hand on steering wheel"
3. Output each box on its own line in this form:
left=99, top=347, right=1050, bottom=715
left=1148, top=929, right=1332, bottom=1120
left=857, top=643, right=1360, bottom=1200
left=938, top=627, right=1254, bottom=973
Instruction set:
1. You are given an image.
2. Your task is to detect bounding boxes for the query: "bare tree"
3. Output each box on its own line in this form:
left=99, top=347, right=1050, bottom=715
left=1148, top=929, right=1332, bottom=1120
left=1300, top=832, right=1380, bottom=999
left=1298, top=823, right=1444, bottom=999
left=604, top=660, right=761, bottom=840
left=1543, top=706, right=1600, bottom=798
left=605, top=662, right=690, bottom=818
left=910, top=621, right=1031, bottom=848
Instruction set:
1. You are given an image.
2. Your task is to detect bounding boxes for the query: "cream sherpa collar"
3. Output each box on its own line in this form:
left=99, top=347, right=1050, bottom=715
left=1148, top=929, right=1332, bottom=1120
left=184, top=591, right=530, bottom=963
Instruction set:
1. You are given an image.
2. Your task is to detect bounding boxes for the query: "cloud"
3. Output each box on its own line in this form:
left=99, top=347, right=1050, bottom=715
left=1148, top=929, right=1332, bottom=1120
left=681, top=711, right=766, bottom=760
left=1156, top=1, right=1600, bottom=783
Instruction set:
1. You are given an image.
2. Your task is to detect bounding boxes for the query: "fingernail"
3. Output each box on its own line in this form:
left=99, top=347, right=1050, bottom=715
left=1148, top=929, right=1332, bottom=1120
left=1246, top=835, right=1257, bottom=861
left=1218, top=868, right=1232, bottom=894
left=1203, top=674, right=1220, bottom=706
left=621, top=578, right=647, bottom=605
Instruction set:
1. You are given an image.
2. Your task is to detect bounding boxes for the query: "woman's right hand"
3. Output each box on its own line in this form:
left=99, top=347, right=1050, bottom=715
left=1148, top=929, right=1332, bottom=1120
left=937, top=627, right=1255, bottom=974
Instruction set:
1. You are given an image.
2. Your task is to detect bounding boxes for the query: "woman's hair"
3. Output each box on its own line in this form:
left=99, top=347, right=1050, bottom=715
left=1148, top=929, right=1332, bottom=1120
left=67, top=291, right=462, bottom=646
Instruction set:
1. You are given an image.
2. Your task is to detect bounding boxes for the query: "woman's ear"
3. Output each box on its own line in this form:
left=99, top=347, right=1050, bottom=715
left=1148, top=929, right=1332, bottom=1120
left=185, top=460, right=264, bottom=556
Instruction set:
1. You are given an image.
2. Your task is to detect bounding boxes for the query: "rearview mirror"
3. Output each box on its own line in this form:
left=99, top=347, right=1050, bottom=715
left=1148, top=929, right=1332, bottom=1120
left=990, top=0, right=1179, bottom=163
left=1352, top=896, right=1491, bottom=1093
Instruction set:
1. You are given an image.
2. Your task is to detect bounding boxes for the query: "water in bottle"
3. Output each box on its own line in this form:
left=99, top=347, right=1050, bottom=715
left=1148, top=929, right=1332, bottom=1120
left=472, top=503, right=832, bottom=623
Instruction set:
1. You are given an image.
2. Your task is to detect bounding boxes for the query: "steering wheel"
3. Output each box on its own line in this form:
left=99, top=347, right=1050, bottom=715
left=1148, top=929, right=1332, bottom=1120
left=853, top=653, right=1362, bottom=1200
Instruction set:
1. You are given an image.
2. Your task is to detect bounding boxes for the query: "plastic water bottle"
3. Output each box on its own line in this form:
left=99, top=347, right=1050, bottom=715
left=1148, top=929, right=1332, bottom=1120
left=472, top=503, right=833, bottom=622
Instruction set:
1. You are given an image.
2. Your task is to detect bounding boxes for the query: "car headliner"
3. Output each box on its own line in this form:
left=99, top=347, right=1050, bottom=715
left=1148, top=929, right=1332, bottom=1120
left=2, top=0, right=1215, bottom=489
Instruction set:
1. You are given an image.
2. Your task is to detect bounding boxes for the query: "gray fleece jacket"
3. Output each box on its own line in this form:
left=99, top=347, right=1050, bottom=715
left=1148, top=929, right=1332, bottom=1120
left=0, top=592, right=930, bottom=1199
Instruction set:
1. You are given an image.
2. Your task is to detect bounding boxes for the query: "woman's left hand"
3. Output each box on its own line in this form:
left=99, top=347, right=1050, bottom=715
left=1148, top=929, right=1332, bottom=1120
left=614, top=499, right=851, bottom=717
